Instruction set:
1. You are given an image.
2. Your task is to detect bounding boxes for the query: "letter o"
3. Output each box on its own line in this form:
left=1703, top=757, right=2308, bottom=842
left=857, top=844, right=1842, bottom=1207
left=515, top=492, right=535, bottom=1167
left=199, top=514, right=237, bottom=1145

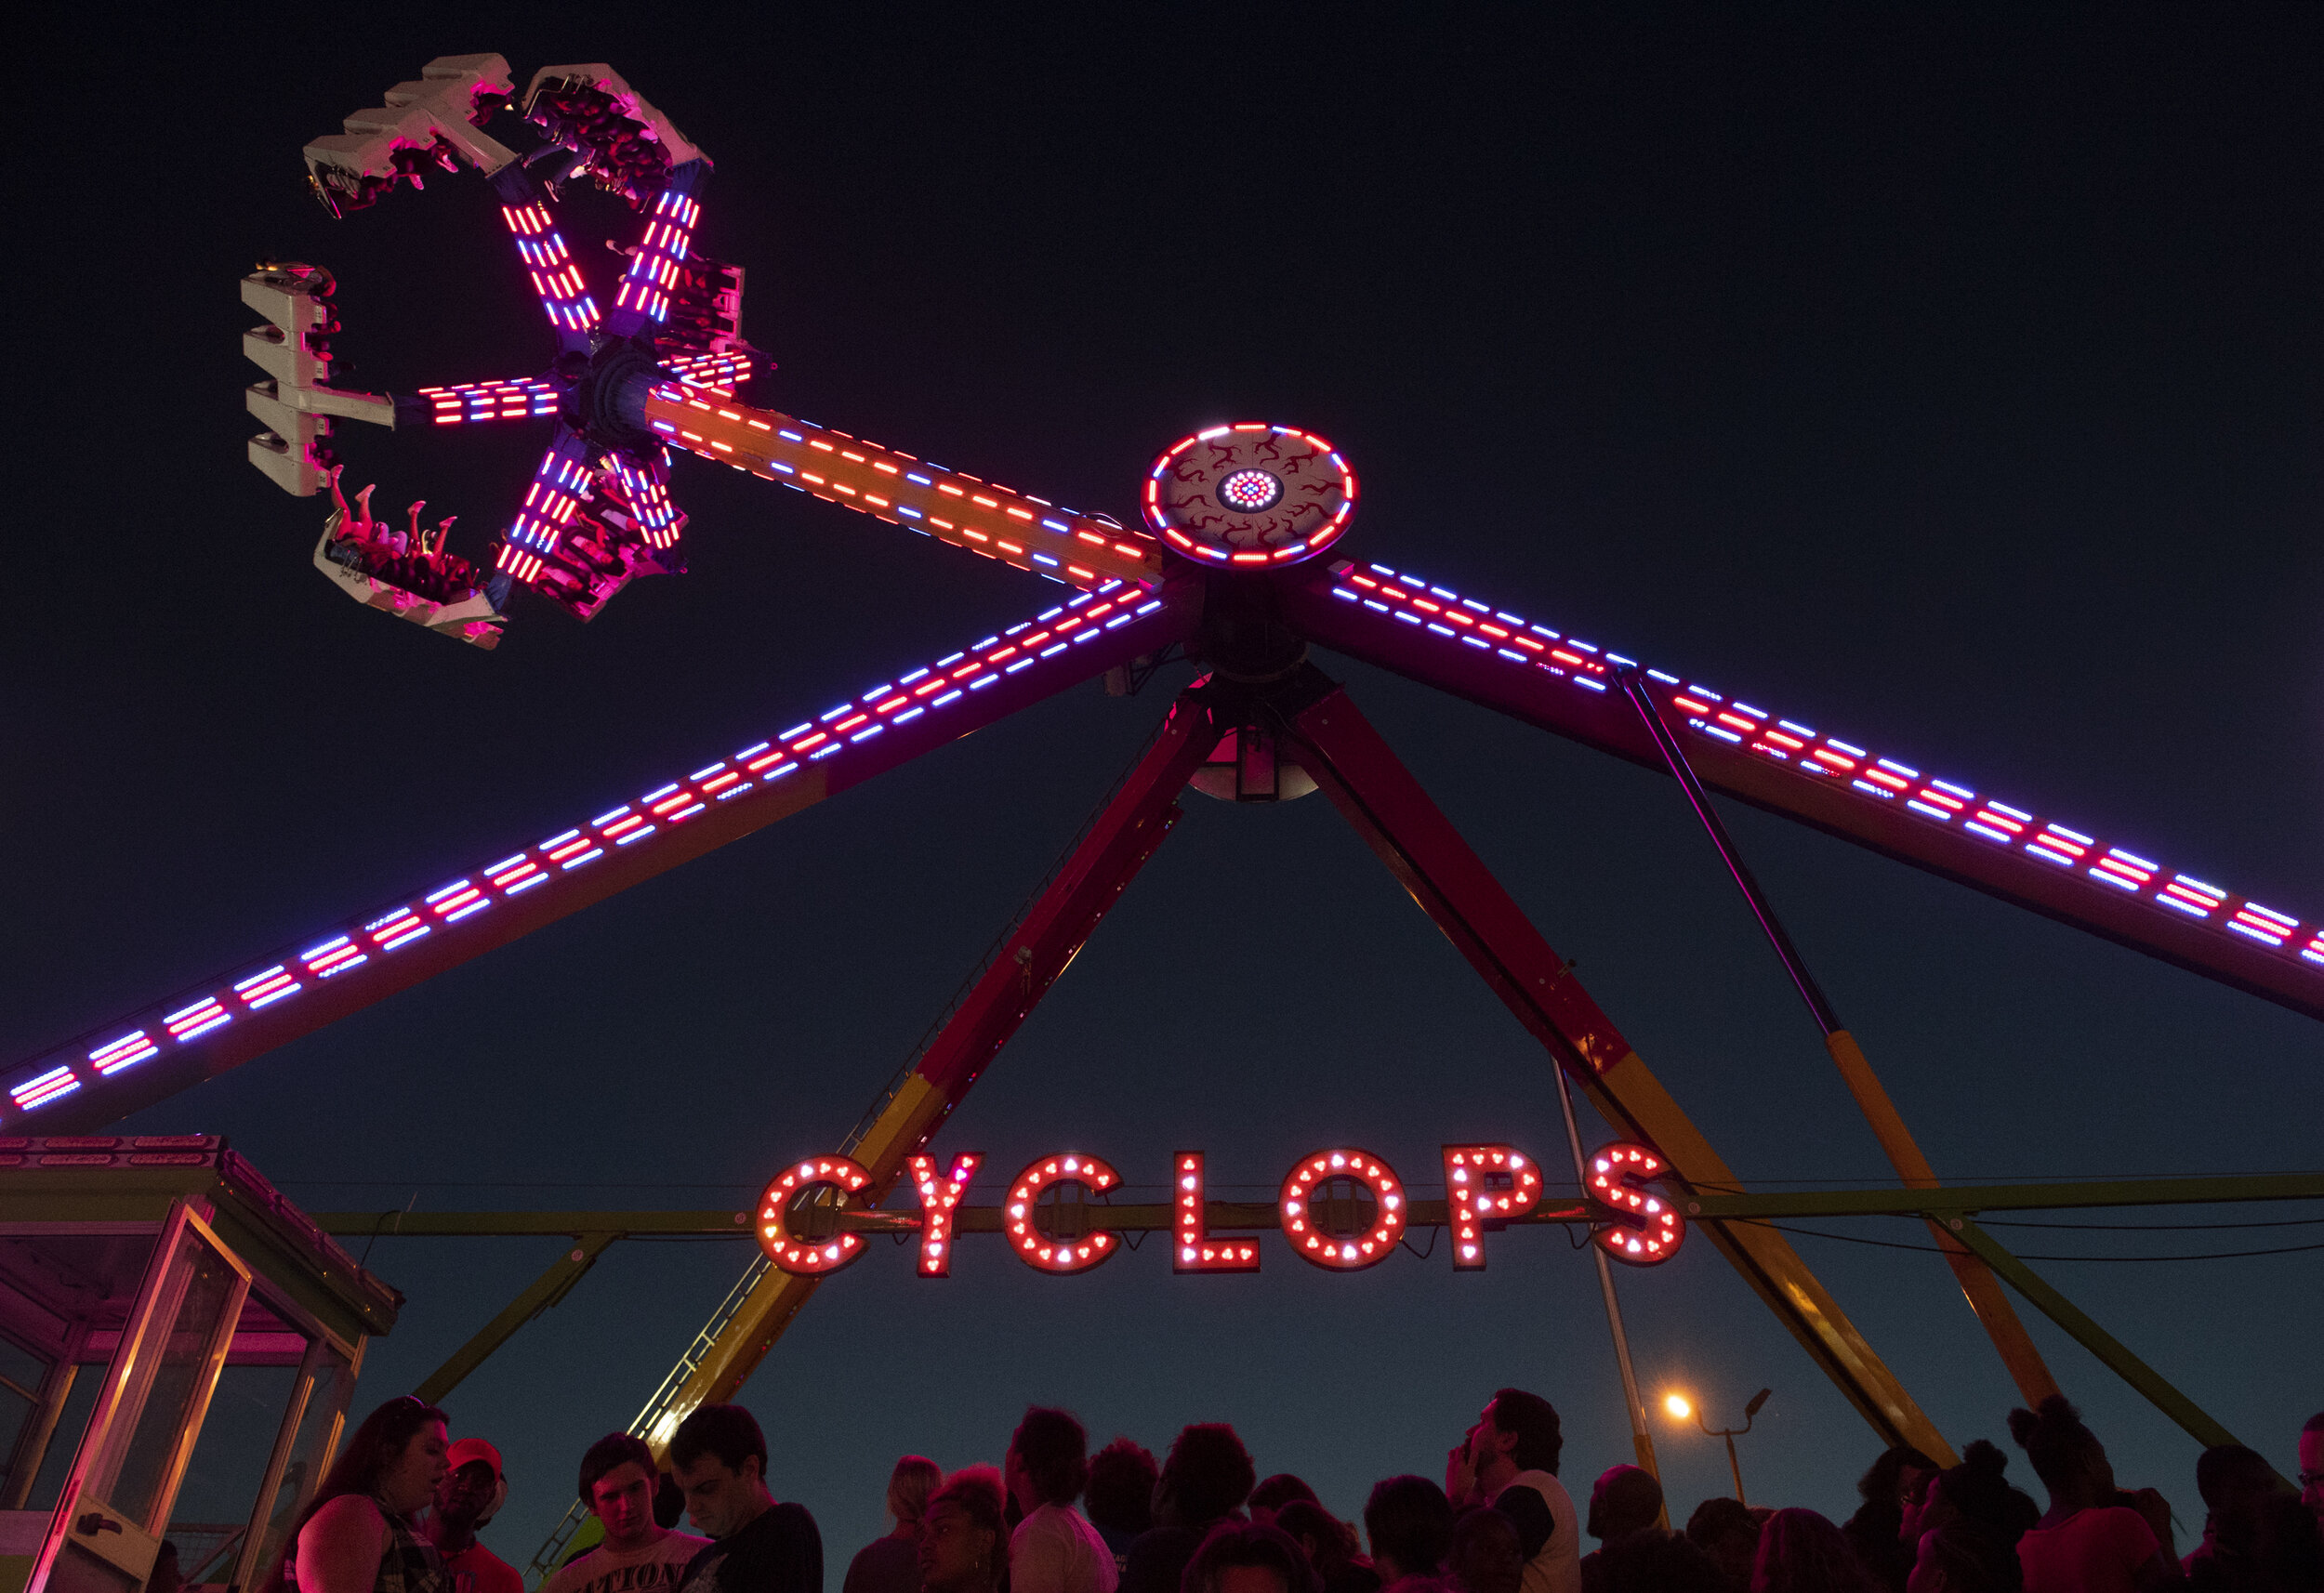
left=1278, top=1147, right=1406, bottom=1270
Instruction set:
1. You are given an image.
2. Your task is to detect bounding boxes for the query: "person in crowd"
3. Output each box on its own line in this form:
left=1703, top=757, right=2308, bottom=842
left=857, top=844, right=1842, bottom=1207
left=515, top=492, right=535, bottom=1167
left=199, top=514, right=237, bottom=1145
left=670, top=1403, right=824, bottom=1593
left=1365, top=1478, right=1457, bottom=1593
left=260, top=1394, right=449, bottom=1593
left=1120, top=1424, right=1256, bottom=1593
left=1906, top=1524, right=2021, bottom=1593
left=1448, top=1507, right=1524, bottom=1593
left=2180, top=1443, right=2321, bottom=1592
left=1688, top=1498, right=1763, bottom=1592
left=919, top=1470, right=1010, bottom=1593
left=547, top=1432, right=714, bottom=1593
left=1253, top=1479, right=1323, bottom=1530
left=1183, top=1524, right=1321, bottom=1593
left=1085, top=1441, right=1158, bottom=1568
left=1274, top=1500, right=1380, bottom=1593
left=1580, top=1467, right=1664, bottom=1571
left=1582, top=1533, right=1724, bottom=1593
left=845, top=1456, right=944, bottom=1593
left=1006, top=1407, right=1116, bottom=1593
left=2005, top=1396, right=2177, bottom=1592
left=1750, top=1508, right=1882, bottom=1593
left=1844, top=1448, right=1939, bottom=1593
left=1896, top=1442, right=2032, bottom=1593
left=147, top=1540, right=183, bottom=1593
left=1912, top=1441, right=2037, bottom=1591
left=1449, top=1389, right=1580, bottom=1593
left=424, top=1438, right=523, bottom=1593
left=2300, top=1415, right=2324, bottom=1526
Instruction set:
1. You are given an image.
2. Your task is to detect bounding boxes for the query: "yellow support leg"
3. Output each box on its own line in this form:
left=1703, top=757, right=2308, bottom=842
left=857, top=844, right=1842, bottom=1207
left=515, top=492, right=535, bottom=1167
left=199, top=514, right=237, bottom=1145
left=1824, top=1030, right=2062, bottom=1410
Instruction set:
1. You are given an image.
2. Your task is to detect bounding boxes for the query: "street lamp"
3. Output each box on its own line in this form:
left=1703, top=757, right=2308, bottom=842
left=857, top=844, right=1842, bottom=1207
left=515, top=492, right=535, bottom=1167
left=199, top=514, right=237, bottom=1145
left=1662, top=1388, right=1771, bottom=1505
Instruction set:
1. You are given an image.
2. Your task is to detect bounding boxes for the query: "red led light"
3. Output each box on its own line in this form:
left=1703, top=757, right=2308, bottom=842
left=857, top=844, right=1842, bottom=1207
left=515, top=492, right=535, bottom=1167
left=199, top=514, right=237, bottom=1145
left=1441, top=1143, right=1545, bottom=1270
left=1585, top=1141, right=1684, bottom=1267
left=905, top=1152, right=983, bottom=1277
left=1006, top=1152, right=1122, bottom=1274
left=758, top=1153, right=874, bottom=1275
left=1172, top=1152, right=1260, bottom=1273
left=1278, top=1147, right=1406, bottom=1272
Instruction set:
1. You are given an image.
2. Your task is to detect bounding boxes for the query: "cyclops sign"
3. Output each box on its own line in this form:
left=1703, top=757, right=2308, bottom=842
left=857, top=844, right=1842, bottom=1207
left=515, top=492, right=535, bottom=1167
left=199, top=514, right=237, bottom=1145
left=756, top=1140, right=1686, bottom=1278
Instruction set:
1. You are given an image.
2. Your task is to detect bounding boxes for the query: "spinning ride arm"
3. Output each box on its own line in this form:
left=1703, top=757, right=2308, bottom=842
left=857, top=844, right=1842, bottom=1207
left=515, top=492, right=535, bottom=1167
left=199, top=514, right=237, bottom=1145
left=640, top=390, right=1167, bottom=590
left=1279, top=560, right=2324, bottom=1022
left=0, top=583, right=1199, bottom=1130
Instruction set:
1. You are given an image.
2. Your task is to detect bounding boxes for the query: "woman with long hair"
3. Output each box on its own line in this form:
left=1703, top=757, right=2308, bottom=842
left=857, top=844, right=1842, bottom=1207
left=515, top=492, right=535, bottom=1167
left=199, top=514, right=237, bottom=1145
left=259, top=1395, right=450, bottom=1593
left=847, top=1455, right=946, bottom=1593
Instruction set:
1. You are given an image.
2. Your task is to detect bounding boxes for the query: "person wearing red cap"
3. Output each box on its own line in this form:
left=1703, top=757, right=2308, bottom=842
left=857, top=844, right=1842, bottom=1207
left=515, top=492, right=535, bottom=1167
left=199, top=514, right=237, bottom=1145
left=424, top=1437, right=525, bottom=1593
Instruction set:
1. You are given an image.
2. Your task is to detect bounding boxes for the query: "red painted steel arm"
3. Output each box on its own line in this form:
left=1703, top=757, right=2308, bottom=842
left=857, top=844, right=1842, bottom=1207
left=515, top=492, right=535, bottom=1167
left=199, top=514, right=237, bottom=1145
left=640, top=388, right=1167, bottom=593
left=601, top=681, right=1222, bottom=1434
left=4, top=578, right=1201, bottom=1130
left=1281, top=679, right=1949, bottom=1457
left=1280, top=560, right=2324, bottom=1023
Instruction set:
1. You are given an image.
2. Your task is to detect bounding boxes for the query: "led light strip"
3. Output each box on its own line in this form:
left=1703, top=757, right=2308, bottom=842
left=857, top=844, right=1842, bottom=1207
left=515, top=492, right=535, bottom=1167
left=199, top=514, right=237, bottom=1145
left=609, top=454, right=683, bottom=550
left=638, top=390, right=1164, bottom=591
left=1331, top=560, right=2322, bottom=978
left=414, top=378, right=561, bottom=424
left=506, top=439, right=595, bottom=555
left=1, top=585, right=1171, bottom=1124
left=614, top=188, right=701, bottom=325
left=661, top=352, right=755, bottom=399
left=408, top=356, right=750, bottom=432
left=499, top=200, right=600, bottom=335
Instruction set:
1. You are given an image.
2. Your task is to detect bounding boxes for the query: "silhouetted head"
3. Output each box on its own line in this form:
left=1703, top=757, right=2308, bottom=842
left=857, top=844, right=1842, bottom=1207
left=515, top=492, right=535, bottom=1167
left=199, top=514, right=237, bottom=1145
left=1161, top=1424, right=1258, bottom=1527
left=1009, top=1406, right=1089, bottom=1510
left=2006, top=1396, right=2112, bottom=1502
left=1585, top=1466, right=1662, bottom=1543
left=1365, top=1475, right=1456, bottom=1583
left=1251, top=1474, right=1321, bottom=1528
left=1750, top=1507, right=1881, bottom=1593
left=1183, top=1522, right=1320, bottom=1593
left=1447, top=1506, right=1523, bottom=1593
left=1086, top=1439, right=1158, bottom=1541
left=1856, top=1444, right=1939, bottom=1509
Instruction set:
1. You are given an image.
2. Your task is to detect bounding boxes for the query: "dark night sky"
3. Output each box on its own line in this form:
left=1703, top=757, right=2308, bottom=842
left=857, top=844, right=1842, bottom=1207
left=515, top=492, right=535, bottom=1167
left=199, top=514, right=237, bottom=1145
left=6, top=2, right=2320, bottom=1573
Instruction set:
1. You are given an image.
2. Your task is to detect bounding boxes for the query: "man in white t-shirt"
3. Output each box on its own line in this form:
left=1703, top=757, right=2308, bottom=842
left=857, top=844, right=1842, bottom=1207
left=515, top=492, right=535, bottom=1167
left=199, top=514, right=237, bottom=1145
left=545, top=1432, right=713, bottom=1593
left=1450, top=1389, right=1579, bottom=1593
left=1006, top=1406, right=1119, bottom=1593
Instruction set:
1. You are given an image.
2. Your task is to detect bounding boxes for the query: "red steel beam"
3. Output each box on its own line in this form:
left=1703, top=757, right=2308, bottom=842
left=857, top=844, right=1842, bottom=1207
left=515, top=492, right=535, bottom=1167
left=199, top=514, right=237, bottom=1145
left=1282, top=678, right=1953, bottom=1459
left=1282, top=561, right=2324, bottom=1023
left=649, top=683, right=1225, bottom=1412
left=6, top=580, right=1201, bottom=1133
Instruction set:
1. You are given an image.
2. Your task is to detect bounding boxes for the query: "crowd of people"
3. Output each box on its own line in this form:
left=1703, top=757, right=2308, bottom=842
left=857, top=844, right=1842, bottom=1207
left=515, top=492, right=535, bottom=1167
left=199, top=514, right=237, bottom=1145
left=252, top=1389, right=2324, bottom=1593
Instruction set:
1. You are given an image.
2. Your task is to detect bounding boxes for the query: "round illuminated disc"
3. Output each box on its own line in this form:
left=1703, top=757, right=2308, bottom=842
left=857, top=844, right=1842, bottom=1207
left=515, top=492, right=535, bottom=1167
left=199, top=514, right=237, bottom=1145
left=1144, top=424, right=1357, bottom=566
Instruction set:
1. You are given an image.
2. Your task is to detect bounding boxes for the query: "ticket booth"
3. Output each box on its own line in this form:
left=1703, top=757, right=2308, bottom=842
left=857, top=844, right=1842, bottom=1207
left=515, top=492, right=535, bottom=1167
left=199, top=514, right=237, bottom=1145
left=0, top=1136, right=399, bottom=1593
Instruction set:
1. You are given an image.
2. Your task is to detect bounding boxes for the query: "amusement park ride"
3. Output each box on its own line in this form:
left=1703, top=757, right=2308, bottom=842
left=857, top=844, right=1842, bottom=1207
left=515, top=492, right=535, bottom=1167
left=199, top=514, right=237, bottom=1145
left=4, top=50, right=2320, bottom=1587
